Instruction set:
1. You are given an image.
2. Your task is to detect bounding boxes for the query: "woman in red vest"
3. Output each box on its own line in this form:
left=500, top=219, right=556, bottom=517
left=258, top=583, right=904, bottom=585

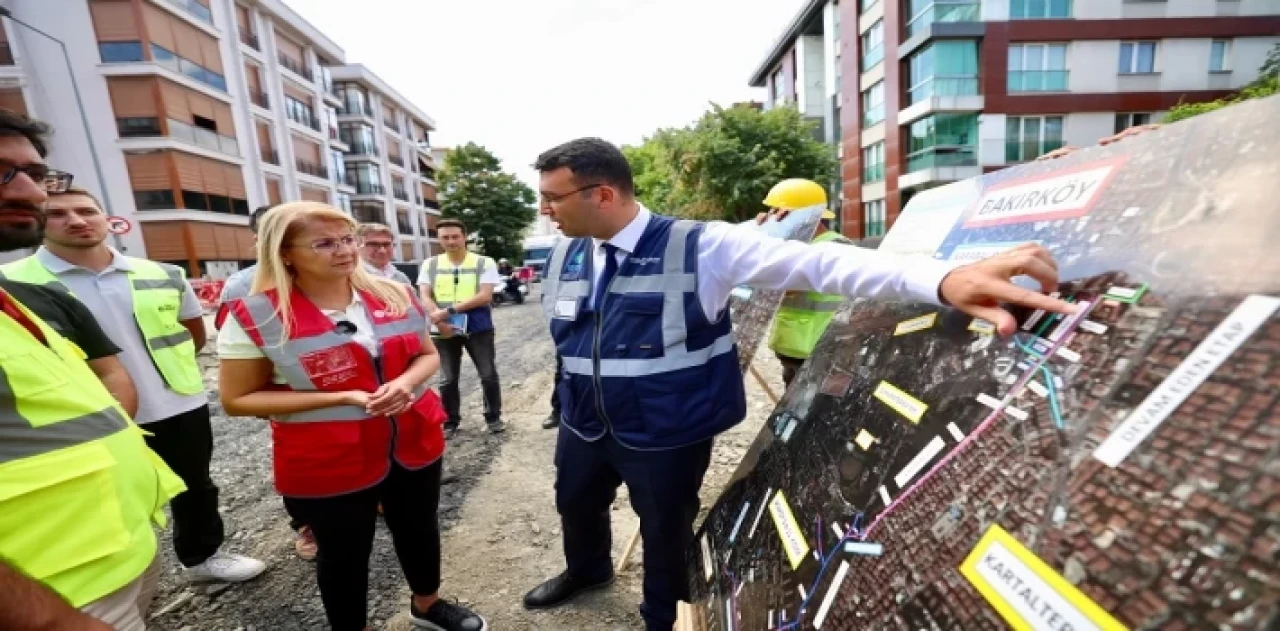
left=218, top=202, right=486, bottom=631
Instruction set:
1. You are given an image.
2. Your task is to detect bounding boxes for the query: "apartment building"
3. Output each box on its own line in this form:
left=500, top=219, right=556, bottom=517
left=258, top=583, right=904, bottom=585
left=749, top=0, right=1280, bottom=239
left=0, top=0, right=440, bottom=276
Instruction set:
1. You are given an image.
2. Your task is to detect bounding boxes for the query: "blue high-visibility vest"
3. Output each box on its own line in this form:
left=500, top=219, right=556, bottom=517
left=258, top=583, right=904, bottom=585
left=541, top=215, right=746, bottom=450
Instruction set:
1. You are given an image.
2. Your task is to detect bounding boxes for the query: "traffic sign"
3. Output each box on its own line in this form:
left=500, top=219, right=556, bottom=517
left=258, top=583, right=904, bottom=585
left=107, top=216, right=132, bottom=235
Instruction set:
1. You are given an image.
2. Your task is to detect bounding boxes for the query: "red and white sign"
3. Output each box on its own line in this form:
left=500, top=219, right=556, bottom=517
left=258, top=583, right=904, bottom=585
left=963, top=157, right=1126, bottom=229
left=107, top=216, right=132, bottom=235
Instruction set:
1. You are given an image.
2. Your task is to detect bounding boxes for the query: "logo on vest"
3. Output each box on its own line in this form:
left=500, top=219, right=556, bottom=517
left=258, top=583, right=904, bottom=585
left=299, top=346, right=361, bottom=389
left=158, top=303, right=177, bottom=312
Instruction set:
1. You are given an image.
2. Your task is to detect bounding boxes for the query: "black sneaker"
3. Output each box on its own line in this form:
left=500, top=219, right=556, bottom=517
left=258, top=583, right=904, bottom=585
left=410, top=598, right=487, bottom=631
left=542, top=413, right=560, bottom=429
left=486, top=419, right=506, bottom=434
left=444, top=423, right=459, bottom=438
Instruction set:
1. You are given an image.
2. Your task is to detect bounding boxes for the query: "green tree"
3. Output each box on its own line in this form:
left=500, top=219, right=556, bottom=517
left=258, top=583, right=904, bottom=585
left=438, top=142, right=537, bottom=262
left=1164, top=43, right=1279, bottom=123
left=624, top=104, right=837, bottom=222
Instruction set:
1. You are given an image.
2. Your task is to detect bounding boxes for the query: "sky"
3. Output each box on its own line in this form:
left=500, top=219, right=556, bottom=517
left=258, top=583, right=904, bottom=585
left=285, top=0, right=809, bottom=191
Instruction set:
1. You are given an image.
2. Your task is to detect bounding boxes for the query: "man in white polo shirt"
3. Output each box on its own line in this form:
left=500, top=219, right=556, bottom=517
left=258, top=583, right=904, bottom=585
left=1, top=187, right=265, bottom=584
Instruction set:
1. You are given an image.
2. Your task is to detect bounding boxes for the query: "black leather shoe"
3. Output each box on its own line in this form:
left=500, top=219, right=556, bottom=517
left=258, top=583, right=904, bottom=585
left=523, top=570, right=614, bottom=610
left=542, top=413, right=561, bottom=429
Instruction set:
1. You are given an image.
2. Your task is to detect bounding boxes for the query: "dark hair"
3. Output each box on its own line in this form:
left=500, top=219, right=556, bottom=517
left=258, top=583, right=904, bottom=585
left=0, top=110, right=52, bottom=157
left=249, top=205, right=272, bottom=234
left=437, top=218, right=467, bottom=234
left=533, top=137, right=634, bottom=196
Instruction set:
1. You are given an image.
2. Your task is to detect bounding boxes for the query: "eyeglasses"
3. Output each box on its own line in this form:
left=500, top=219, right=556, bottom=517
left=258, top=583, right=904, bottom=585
left=0, top=164, right=73, bottom=193
left=540, top=183, right=601, bottom=206
left=293, top=235, right=358, bottom=254
left=361, top=240, right=395, bottom=251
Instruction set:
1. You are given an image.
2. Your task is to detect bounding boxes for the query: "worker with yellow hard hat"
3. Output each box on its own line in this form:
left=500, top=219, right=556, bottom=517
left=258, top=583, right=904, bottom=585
left=762, top=178, right=852, bottom=388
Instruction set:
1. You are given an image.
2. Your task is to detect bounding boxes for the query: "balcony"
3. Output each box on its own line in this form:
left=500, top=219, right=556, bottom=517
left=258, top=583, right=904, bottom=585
left=1008, top=70, right=1070, bottom=93
left=423, top=198, right=440, bottom=211
left=163, top=0, right=213, bottom=25
left=248, top=89, right=269, bottom=109
left=345, top=141, right=379, bottom=158
left=384, top=118, right=402, bottom=134
left=905, top=1, right=980, bottom=39
left=392, top=185, right=409, bottom=202
left=0, top=43, right=13, bottom=66
left=900, top=146, right=979, bottom=190
left=354, top=182, right=385, bottom=196
left=261, top=147, right=279, bottom=165
left=342, top=171, right=358, bottom=189
left=339, top=101, right=375, bottom=118
left=296, top=158, right=328, bottom=179
left=239, top=28, right=260, bottom=51
left=117, top=117, right=163, bottom=138
left=278, top=52, right=314, bottom=82
left=287, top=109, right=321, bottom=132
left=116, top=117, right=240, bottom=157
left=900, top=77, right=983, bottom=125
left=388, top=153, right=405, bottom=168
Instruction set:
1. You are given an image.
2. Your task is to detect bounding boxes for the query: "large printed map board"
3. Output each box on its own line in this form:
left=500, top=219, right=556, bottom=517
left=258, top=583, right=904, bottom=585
left=688, top=96, right=1280, bottom=631
left=728, top=205, right=824, bottom=372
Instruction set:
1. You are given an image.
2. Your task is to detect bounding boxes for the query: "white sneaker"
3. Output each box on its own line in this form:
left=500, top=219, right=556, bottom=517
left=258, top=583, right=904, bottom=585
left=185, top=552, right=267, bottom=583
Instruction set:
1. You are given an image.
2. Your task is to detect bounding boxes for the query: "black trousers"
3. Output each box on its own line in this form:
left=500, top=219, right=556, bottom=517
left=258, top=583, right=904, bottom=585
left=435, top=329, right=501, bottom=424
left=549, top=352, right=564, bottom=414
left=555, top=428, right=713, bottom=631
left=776, top=352, right=805, bottom=390
left=142, top=403, right=225, bottom=567
left=283, top=460, right=443, bottom=631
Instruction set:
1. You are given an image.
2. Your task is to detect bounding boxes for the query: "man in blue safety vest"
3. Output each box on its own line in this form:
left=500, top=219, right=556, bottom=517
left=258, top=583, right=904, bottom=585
left=522, top=137, right=1075, bottom=630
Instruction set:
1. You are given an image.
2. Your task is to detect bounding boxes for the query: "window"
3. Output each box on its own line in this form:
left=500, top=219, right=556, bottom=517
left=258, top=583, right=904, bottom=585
left=396, top=209, right=413, bottom=235
left=862, top=82, right=884, bottom=128
left=117, top=117, right=162, bottom=137
left=150, top=44, right=227, bottom=92
left=340, top=122, right=378, bottom=155
left=771, top=69, right=785, bottom=105
left=352, top=202, right=383, bottom=224
left=863, top=143, right=885, bottom=183
left=337, top=192, right=352, bottom=214
left=1210, top=39, right=1230, bottom=72
left=285, top=96, right=317, bottom=130
left=907, top=40, right=979, bottom=104
left=1008, top=44, right=1068, bottom=92
left=351, top=163, right=383, bottom=195
left=1010, top=0, right=1071, bottom=19
left=861, top=21, right=884, bottom=72
left=1119, top=41, right=1156, bottom=74
left=1006, top=115, right=1064, bottom=163
left=99, top=42, right=145, bottom=63
left=329, top=148, right=347, bottom=185
left=863, top=199, right=886, bottom=237
left=906, top=113, right=978, bottom=171
left=905, top=0, right=981, bottom=38
left=338, top=83, right=372, bottom=116
left=1114, top=112, right=1152, bottom=134
left=860, top=0, right=879, bottom=13
left=134, top=190, right=176, bottom=210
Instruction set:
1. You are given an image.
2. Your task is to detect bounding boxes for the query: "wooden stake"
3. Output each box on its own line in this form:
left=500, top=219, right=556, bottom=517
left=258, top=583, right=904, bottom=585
left=748, top=363, right=781, bottom=404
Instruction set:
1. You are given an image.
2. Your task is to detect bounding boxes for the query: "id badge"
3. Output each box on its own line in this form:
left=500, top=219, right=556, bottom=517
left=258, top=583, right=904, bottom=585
left=553, top=298, right=578, bottom=320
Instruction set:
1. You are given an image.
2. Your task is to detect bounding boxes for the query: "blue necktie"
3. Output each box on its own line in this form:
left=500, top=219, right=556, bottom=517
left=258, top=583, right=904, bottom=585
left=593, top=243, right=619, bottom=311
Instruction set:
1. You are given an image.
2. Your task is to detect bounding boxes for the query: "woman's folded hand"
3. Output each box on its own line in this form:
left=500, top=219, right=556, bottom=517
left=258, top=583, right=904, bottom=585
left=365, top=379, right=415, bottom=416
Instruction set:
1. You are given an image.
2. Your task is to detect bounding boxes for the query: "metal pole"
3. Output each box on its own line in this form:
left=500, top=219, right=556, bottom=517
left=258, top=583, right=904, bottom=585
left=1, top=11, right=125, bottom=250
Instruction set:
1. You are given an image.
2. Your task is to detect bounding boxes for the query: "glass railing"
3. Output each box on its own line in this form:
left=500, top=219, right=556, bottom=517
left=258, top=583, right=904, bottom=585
left=862, top=163, right=885, bottom=183
left=164, top=0, right=213, bottom=25
left=296, top=158, right=328, bottom=179
left=1007, top=70, right=1070, bottom=93
left=167, top=119, right=240, bottom=156
left=392, top=186, right=409, bottom=201
left=861, top=45, right=883, bottom=72
left=906, top=147, right=977, bottom=172
left=1005, top=138, right=1065, bottom=163
left=388, top=154, right=405, bottom=167
left=355, top=182, right=385, bottom=196
left=905, top=2, right=980, bottom=38
left=864, top=220, right=885, bottom=237
left=862, top=104, right=885, bottom=128
left=345, top=142, right=379, bottom=157
left=907, top=76, right=980, bottom=104
left=248, top=89, right=269, bottom=109
left=239, top=28, right=260, bottom=51
left=151, top=44, right=226, bottom=92
left=278, top=53, right=314, bottom=81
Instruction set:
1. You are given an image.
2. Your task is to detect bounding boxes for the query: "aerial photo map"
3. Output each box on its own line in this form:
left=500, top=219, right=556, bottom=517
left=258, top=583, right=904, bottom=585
left=688, top=96, right=1280, bottom=631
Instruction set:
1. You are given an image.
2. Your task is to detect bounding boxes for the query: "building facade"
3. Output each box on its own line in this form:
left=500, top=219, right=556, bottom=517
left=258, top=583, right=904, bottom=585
left=0, top=0, right=440, bottom=277
left=749, top=0, right=1280, bottom=239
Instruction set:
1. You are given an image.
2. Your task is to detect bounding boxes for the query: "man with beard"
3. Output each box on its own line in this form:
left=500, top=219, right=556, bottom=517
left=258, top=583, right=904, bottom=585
left=0, top=110, right=187, bottom=631
left=2, top=188, right=266, bottom=585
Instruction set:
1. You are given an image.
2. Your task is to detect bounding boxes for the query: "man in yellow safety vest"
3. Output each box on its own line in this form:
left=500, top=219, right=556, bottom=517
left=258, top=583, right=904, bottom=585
left=0, top=110, right=186, bottom=631
left=763, top=179, right=855, bottom=389
left=417, top=218, right=504, bottom=434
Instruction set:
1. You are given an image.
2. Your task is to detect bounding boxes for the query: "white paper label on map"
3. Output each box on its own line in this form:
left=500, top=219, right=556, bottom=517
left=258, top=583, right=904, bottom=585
left=728, top=501, right=751, bottom=544
left=878, top=485, right=891, bottom=506
left=700, top=534, right=713, bottom=581
left=894, top=312, right=938, bottom=336
left=1026, top=380, right=1048, bottom=398
left=1048, top=300, right=1091, bottom=342
left=1004, top=405, right=1030, bottom=421
left=969, top=319, right=996, bottom=335
left=1056, top=347, right=1082, bottom=363
left=965, top=162, right=1117, bottom=228
left=1078, top=319, right=1108, bottom=334
left=971, top=539, right=1105, bottom=631
left=894, top=436, right=946, bottom=489
left=813, top=561, right=851, bottom=629
left=845, top=541, right=884, bottom=557
left=831, top=522, right=845, bottom=539
left=946, top=422, right=965, bottom=442
left=976, top=393, right=1003, bottom=410
left=1105, top=285, right=1137, bottom=299
left=1095, top=295, right=1280, bottom=467
left=747, top=488, right=772, bottom=540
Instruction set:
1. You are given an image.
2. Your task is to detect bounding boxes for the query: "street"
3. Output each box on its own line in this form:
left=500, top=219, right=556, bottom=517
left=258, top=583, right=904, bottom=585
left=149, top=291, right=780, bottom=630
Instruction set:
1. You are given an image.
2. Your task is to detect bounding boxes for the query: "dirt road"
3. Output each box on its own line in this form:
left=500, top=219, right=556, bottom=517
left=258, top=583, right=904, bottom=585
left=150, top=293, right=780, bottom=630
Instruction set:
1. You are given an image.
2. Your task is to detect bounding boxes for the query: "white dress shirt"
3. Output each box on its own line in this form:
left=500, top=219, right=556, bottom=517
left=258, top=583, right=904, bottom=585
left=35, top=247, right=207, bottom=423
left=590, top=205, right=958, bottom=319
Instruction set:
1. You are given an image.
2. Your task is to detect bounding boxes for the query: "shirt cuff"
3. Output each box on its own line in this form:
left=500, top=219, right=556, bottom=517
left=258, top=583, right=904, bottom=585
left=901, top=257, right=965, bottom=306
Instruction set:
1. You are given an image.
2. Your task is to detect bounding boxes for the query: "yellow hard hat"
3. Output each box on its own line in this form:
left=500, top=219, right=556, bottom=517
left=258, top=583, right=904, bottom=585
left=763, top=178, right=835, bottom=219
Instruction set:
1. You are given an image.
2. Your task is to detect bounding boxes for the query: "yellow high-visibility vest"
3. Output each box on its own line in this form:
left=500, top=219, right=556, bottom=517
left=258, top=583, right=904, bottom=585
left=768, top=230, right=851, bottom=360
left=425, top=252, right=487, bottom=307
left=0, top=290, right=185, bottom=607
left=0, top=256, right=204, bottom=394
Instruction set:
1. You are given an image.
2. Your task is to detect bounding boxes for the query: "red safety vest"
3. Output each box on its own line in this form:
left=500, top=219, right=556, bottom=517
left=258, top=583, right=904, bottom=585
left=227, top=286, right=445, bottom=497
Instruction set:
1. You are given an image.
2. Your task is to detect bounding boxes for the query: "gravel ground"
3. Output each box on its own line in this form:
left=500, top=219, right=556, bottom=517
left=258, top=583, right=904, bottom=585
left=148, top=290, right=780, bottom=630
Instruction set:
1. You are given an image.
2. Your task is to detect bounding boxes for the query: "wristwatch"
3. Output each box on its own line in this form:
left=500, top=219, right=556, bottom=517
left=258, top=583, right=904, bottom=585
left=446, top=306, right=457, bottom=315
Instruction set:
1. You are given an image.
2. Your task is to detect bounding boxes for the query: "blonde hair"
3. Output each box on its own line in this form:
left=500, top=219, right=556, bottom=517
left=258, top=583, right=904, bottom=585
left=251, top=201, right=412, bottom=340
left=355, top=222, right=394, bottom=240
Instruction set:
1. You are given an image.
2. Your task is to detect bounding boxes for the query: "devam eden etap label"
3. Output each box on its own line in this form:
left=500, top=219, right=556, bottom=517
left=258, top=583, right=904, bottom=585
left=964, top=157, right=1126, bottom=229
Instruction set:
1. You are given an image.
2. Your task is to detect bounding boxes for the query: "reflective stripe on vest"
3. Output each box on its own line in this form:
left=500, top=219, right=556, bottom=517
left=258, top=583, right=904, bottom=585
left=0, top=367, right=130, bottom=463
left=425, top=253, right=486, bottom=308
left=544, top=220, right=736, bottom=379
left=0, top=256, right=202, bottom=394
left=236, top=292, right=428, bottom=423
